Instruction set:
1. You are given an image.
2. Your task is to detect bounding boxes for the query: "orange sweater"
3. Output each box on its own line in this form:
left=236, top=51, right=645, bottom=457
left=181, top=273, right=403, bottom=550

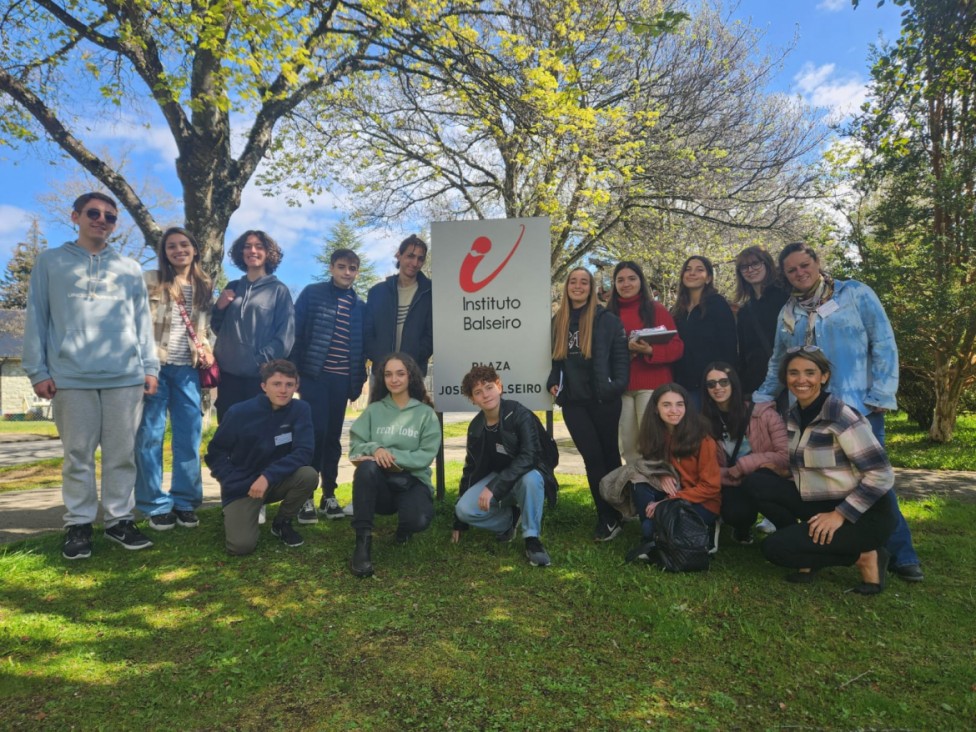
left=669, top=435, right=722, bottom=515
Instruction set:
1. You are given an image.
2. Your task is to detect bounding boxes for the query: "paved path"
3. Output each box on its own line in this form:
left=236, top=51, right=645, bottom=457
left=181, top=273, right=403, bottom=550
left=1, top=423, right=973, bottom=545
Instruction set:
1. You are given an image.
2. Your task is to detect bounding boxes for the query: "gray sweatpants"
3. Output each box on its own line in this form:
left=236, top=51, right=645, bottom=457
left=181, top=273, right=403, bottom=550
left=53, top=385, right=144, bottom=528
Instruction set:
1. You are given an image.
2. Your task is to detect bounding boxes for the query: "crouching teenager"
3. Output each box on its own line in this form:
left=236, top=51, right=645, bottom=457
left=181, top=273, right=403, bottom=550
left=452, top=365, right=556, bottom=567
left=348, top=353, right=441, bottom=578
left=205, top=359, right=317, bottom=555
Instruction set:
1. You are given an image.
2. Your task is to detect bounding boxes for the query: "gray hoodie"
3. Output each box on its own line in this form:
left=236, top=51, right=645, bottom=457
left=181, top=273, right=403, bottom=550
left=211, top=275, right=295, bottom=377
left=22, top=241, right=159, bottom=389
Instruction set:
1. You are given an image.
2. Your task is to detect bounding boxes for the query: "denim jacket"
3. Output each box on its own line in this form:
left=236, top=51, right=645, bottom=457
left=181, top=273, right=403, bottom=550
left=753, top=279, right=898, bottom=414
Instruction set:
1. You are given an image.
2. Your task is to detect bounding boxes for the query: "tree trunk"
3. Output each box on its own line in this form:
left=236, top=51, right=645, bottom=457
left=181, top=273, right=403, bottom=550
left=928, top=364, right=964, bottom=442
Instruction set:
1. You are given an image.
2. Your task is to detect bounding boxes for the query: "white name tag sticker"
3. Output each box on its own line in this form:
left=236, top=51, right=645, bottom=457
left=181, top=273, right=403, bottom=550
left=274, top=432, right=293, bottom=446
left=817, top=300, right=839, bottom=318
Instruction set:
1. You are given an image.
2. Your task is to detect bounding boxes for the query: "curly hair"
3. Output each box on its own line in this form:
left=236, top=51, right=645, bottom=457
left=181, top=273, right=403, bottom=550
left=639, top=383, right=712, bottom=460
left=461, top=365, right=500, bottom=397
left=229, top=230, right=284, bottom=274
left=370, top=352, right=434, bottom=407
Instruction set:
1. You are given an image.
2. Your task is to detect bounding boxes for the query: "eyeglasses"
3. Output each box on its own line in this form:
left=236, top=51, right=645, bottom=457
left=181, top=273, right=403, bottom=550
left=786, top=345, right=823, bottom=354
left=705, top=378, right=730, bottom=389
left=83, top=209, right=118, bottom=224
left=738, top=261, right=764, bottom=272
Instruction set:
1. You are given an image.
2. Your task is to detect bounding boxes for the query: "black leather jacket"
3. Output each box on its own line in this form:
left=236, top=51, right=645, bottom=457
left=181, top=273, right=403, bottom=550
left=455, top=399, right=557, bottom=530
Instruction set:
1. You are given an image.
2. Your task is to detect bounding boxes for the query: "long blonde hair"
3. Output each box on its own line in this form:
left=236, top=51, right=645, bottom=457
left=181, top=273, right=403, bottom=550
left=552, top=267, right=598, bottom=360
left=154, top=226, right=213, bottom=310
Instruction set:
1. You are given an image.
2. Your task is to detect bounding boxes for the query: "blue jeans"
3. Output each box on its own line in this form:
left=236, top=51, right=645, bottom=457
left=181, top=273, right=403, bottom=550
left=455, top=470, right=545, bottom=538
left=867, top=411, right=920, bottom=568
left=135, top=364, right=204, bottom=515
left=632, top=482, right=716, bottom=540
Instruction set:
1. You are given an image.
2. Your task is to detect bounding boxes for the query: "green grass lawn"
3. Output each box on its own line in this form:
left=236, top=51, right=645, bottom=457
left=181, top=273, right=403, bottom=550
left=885, top=412, right=976, bottom=470
left=1, top=465, right=972, bottom=730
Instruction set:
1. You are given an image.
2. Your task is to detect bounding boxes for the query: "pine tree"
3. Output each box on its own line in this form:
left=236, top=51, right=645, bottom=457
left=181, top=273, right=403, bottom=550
left=0, top=218, right=46, bottom=309
left=314, top=218, right=379, bottom=299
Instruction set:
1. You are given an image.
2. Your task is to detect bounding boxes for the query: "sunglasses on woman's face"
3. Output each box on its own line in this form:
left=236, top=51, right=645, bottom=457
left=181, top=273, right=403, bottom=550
left=84, top=208, right=118, bottom=224
left=705, top=378, right=730, bottom=389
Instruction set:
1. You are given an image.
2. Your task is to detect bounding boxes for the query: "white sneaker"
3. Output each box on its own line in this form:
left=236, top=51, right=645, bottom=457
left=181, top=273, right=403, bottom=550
left=343, top=503, right=354, bottom=517
left=258, top=505, right=267, bottom=525
left=756, top=517, right=776, bottom=534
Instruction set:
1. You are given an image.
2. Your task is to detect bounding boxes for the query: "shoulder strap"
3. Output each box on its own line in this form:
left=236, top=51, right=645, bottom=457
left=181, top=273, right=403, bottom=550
left=176, top=300, right=206, bottom=353
left=728, top=402, right=756, bottom=465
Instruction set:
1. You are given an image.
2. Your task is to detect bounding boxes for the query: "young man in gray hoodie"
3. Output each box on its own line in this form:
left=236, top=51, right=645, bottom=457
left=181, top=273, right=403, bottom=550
left=23, top=192, right=160, bottom=560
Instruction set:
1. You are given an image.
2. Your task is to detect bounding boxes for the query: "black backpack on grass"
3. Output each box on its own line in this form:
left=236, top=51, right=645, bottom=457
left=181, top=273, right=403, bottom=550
left=653, top=499, right=711, bottom=572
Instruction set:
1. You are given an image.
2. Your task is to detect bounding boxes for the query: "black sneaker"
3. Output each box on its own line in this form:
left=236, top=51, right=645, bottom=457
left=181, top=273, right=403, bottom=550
left=594, top=519, right=622, bottom=542
left=496, top=506, right=521, bottom=543
left=174, top=509, right=200, bottom=528
left=104, top=520, right=154, bottom=551
left=147, top=511, right=177, bottom=531
left=271, top=519, right=304, bottom=548
left=893, top=563, right=924, bottom=582
left=318, top=495, right=346, bottom=520
left=524, top=537, right=551, bottom=567
left=62, top=524, right=93, bottom=560
left=732, top=527, right=754, bottom=545
left=625, top=540, right=656, bottom=563
left=297, top=499, right=318, bottom=525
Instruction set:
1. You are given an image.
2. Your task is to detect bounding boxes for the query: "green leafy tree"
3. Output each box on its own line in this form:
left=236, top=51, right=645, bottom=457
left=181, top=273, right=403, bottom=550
left=268, top=0, right=823, bottom=281
left=0, top=0, right=475, bottom=280
left=0, top=218, right=46, bottom=309
left=847, top=0, right=976, bottom=441
left=314, top=217, right=378, bottom=298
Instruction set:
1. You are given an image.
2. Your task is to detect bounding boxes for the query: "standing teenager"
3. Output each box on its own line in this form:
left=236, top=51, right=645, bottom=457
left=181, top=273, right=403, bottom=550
left=290, top=248, right=368, bottom=523
left=732, top=246, right=789, bottom=399
left=212, top=230, right=294, bottom=422
left=348, top=353, right=441, bottom=577
left=606, top=261, right=684, bottom=465
left=364, top=235, right=433, bottom=376
left=670, top=255, right=737, bottom=409
left=547, top=267, right=629, bottom=541
left=135, top=227, right=214, bottom=531
left=23, top=192, right=159, bottom=559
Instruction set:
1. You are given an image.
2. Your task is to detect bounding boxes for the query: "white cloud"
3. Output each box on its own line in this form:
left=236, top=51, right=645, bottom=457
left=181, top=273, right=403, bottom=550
left=85, top=114, right=180, bottom=165
left=0, top=205, right=35, bottom=262
left=793, top=62, right=867, bottom=119
left=816, top=0, right=848, bottom=11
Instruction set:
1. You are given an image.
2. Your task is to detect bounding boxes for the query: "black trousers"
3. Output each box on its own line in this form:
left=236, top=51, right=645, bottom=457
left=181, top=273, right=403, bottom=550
left=215, top=373, right=263, bottom=423
left=562, top=399, right=623, bottom=523
left=758, top=483, right=896, bottom=570
left=350, top=461, right=434, bottom=535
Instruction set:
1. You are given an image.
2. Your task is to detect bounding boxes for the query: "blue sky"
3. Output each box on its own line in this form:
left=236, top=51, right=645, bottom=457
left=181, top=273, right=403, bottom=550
left=0, top=1, right=903, bottom=290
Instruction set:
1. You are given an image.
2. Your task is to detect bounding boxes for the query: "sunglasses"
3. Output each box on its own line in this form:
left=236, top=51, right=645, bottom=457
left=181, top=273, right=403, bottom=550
left=786, top=345, right=823, bottom=354
left=705, top=377, right=730, bottom=389
left=738, top=261, right=764, bottom=272
left=84, top=208, right=118, bottom=224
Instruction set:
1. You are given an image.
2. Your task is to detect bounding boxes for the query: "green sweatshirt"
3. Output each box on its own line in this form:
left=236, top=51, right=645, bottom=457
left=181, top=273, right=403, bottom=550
left=349, top=395, right=441, bottom=491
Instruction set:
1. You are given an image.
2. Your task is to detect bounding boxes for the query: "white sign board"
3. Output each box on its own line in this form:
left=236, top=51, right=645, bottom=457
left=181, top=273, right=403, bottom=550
left=431, top=217, right=552, bottom=412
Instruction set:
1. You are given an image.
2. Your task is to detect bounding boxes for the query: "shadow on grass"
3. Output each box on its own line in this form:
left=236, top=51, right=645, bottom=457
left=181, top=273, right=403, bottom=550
left=1, top=476, right=974, bottom=731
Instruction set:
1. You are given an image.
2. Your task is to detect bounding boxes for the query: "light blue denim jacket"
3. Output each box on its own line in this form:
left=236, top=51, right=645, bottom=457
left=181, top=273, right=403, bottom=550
left=753, top=279, right=898, bottom=414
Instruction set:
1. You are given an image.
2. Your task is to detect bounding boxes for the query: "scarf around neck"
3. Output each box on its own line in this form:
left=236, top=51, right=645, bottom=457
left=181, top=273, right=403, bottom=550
left=783, top=273, right=834, bottom=341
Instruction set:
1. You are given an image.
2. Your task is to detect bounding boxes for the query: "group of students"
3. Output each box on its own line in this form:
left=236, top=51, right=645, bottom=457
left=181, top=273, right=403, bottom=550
left=545, top=245, right=920, bottom=593
left=24, top=192, right=921, bottom=594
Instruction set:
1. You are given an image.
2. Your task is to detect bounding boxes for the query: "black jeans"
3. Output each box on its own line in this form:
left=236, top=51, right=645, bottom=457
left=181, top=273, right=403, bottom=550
left=759, top=487, right=896, bottom=570
left=562, top=398, right=622, bottom=523
left=720, top=468, right=782, bottom=533
left=299, top=372, right=351, bottom=494
left=215, top=373, right=263, bottom=423
left=350, top=461, right=434, bottom=536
